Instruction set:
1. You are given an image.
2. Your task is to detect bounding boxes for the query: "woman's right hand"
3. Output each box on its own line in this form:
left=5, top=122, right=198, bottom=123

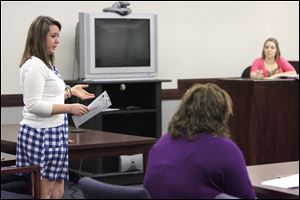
left=70, top=103, right=89, bottom=116
left=256, top=69, right=264, bottom=79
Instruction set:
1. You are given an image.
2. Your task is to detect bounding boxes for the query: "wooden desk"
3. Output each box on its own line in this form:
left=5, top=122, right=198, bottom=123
left=1, top=152, right=16, bottom=167
left=179, top=78, right=299, bottom=165
left=1, top=124, right=156, bottom=171
left=247, top=161, right=299, bottom=199
left=220, top=79, right=299, bottom=165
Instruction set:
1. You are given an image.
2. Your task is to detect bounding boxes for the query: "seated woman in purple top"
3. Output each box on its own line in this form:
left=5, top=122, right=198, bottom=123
left=143, top=83, right=256, bottom=199
left=250, top=37, right=296, bottom=79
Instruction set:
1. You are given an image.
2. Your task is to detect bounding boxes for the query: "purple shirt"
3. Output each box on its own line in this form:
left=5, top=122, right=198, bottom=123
left=143, top=133, right=256, bottom=199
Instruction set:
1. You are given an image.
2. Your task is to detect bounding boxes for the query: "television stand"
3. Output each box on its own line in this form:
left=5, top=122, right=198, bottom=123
left=65, top=79, right=170, bottom=184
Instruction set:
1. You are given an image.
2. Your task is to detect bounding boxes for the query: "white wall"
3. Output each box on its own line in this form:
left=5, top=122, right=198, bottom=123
left=161, top=100, right=180, bottom=134
left=1, top=1, right=299, bottom=94
left=1, top=107, right=23, bottom=124
left=1, top=1, right=299, bottom=132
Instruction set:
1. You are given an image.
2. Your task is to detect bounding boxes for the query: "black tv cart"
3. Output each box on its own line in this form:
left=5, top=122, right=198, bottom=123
left=65, top=79, right=170, bottom=184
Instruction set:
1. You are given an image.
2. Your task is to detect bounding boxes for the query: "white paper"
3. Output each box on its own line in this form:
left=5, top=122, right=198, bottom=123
left=261, top=174, right=299, bottom=189
left=72, top=91, right=112, bottom=128
left=278, top=74, right=299, bottom=79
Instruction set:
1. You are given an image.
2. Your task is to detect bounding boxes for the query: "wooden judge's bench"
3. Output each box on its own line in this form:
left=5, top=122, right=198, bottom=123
left=178, top=78, right=299, bottom=165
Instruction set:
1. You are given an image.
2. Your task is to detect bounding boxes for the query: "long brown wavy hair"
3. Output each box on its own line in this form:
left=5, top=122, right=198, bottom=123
left=168, top=83, right=233, bottom=140
left=19, top=16, right=61, bottom=69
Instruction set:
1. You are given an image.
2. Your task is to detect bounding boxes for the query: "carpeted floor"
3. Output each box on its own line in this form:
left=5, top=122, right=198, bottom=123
left=62, top=180, right=143, bottom=199
left=63, top=181, right=84, bottom=199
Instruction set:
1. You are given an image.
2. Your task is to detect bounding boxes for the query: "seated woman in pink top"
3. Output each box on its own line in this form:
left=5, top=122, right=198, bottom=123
left=250, top=37, right=297, bottom=79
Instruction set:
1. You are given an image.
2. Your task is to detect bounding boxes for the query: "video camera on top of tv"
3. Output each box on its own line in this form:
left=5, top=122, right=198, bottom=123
left=103, top=1, right=132, bottom=16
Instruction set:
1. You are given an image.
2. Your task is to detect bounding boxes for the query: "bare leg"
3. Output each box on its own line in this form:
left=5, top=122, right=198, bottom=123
left=41, top=178, right=55, bottom=199
left=51, top=180, right=64, bottom=199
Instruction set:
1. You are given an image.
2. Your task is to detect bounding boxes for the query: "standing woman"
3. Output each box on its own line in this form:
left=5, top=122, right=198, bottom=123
left=17, top=16, right=95, bottom=198
left=250, top=37, right=296, bottom=79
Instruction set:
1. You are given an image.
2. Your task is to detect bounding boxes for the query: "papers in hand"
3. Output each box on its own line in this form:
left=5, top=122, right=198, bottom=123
left=261, top=174, right=299, bottom=189
left=72, top=91, right=112, bottom=128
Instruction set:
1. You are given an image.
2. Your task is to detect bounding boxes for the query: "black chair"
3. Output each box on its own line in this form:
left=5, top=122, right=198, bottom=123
left=78, top=177, right=151, bottom=199
left=288, top=60, right=299, bottom=74
left=241, top=66, right=251, bottom=78
left=1, top=166, right=41, bottom=199
left=1, top=176, right=31, bottom=195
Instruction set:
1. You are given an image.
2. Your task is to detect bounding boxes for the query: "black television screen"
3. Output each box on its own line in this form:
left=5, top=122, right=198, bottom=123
left=95, top=19, right=151, bottom=68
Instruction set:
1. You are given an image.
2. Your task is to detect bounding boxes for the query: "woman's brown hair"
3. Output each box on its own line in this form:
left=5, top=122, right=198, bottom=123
left=168, top=83, right=233, bottom=140
left=20, top=16, right=61, bottom=69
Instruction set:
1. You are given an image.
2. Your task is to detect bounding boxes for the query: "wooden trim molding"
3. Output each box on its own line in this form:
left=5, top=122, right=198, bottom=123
left=160, top=78, right=222, bottom=100
left=2, top=61, right=298, bottom=107
left=161, top=89, right=182, bottom=100
left=0, top=76, right=271, bottom=106
left=1, top=80, right=202, bottom=107
left=1, top=94, right=23, bottom=107
left=0, top=79, right=230, bottom=107
left=2, top=91, right=184, bottom=107
left=1, top=91, right=182, bottom=107
left=1, top=79, right=207, bottom=107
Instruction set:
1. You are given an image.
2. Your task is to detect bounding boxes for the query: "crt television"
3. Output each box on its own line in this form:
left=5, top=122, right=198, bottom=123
left=78, top=12, right=157, bottom=80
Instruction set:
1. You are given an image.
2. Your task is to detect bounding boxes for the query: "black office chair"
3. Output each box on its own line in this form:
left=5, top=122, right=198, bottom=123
left=1, top=175, right=31, bottom=195
left=288, top=60, right=299, bottom=74
left=78, top=177, right=151, bottom=199
left=241, top=66, right=251, bottom=78
left=1, top=165, right=41, bottom=199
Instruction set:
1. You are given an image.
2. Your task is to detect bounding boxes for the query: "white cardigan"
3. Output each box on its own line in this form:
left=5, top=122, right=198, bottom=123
left=20, top=56, right=65, bottom=128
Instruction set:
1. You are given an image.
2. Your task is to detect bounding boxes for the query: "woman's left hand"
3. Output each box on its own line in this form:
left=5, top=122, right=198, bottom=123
left=71, top=84, right=95, bottom=100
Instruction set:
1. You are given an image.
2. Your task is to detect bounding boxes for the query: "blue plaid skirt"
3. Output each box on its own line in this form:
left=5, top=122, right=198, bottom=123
left=16, top=120, right=69, bottom=181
